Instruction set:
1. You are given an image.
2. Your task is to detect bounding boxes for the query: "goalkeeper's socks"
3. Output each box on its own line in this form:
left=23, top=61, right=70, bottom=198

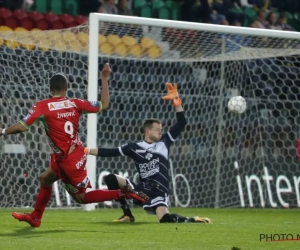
left=83, top=189, right=123, bottom=203
left=31, top=185, right=53, bottom=219
left=169, top=213, right=190, bottom=223
left=120, top=203, right=133, bottom=218
left=104, top=173, right=133, bottom=216
left=160, top=213, right=190, bottom=223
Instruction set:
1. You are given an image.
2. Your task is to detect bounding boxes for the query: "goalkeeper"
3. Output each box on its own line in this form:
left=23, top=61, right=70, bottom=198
left=85, top=82, right=211, bottom=223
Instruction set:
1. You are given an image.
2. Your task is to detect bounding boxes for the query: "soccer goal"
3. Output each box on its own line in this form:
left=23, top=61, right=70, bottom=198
left=1, top=13, right=300, bottom=211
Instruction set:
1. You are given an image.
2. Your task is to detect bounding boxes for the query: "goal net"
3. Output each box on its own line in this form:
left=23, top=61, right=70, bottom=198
left=1, top=14, right=300, bottom=209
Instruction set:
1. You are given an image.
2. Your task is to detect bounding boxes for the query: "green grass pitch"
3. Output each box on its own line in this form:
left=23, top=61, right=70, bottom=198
left=0, top=208, right=299, bottom=250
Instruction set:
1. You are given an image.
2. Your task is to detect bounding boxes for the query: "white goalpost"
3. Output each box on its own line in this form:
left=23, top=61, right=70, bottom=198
left=1, top=13, right=300, bottom=210
left=84, top=13, right=100, bottom=211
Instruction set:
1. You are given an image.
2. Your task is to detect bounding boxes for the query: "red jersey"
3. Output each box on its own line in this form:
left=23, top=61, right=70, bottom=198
left=20, top=96, right=101, bottom=157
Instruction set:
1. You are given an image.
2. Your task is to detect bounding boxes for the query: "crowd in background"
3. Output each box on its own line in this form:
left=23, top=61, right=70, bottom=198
left=78, top=0, right=133, bottom=16
left=180, top=0, right=297, bottom=30
left=0, top=0, right=297, bottom=32
left=0, top=0, right=33, bottom=11
left=76, top=0, right=297, bottom=31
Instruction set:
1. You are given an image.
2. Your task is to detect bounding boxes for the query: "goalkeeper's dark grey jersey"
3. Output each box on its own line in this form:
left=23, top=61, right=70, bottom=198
left=118, top=135, right=174, bottom=193
left=97, top=112, right=187, bottom=194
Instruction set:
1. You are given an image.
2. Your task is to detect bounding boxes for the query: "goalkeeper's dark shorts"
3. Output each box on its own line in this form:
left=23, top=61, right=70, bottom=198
left=126, top=179, right=169, bottom=215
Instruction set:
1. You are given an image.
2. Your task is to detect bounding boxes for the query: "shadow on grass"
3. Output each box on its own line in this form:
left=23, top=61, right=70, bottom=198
left=0, top=227, right=66, bottom=237
left=90, top=221, right=157, bottom=226
left=0, top=227, right=107, bottom=237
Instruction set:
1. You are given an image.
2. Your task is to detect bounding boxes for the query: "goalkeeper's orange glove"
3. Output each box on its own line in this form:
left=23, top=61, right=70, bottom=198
left=162, top=82, right=182, bottom=106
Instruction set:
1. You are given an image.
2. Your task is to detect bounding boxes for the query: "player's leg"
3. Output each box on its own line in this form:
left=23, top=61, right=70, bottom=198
left=142, top=192, right=211, bottom=223
left=61, top=146, right=149, bottom=204
left=70, top=179, right=148, bottom=205
left=141, top=192, right=170, bottom=220
left=157, top=206, right=211, bottom=223
left=31, top=166, right=58, bottom=219
left=157, top=206, right=193, bottom=223
left=12, top=165, right=59, bottom=227
left=104, top=174, right=135, bottom=222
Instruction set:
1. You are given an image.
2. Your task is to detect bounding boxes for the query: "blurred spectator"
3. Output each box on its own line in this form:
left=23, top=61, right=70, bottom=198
left=276, top=12, right=295, bottom=31
left=250, top=9, right=269, bottom=29
left=272, top=0, right=300, bottom=14
left=79, top=0, right=102, bottom=16
left=0, top=0, right=33, bottom=10
left=22, top=0, right=33, bottom=10
left=208, top=0, right=229, bottom=25
left=238, top=0, right=253, bottom=8
left=117, top=0, right=133, bottom=16
left=223, top=0, right=246, bottom=25
left=208, top=0, right=245, bottom=25
left=181, top=0, right=241, bottom=25
left=266, top=11, right=282, bottom=30
left=181, top=0, right=201, bottom=22
left=248, top=0, right=271, bottom=10
left=99, top=0, right=118, bottom=14
left=231, top=0, right=242, bottom=8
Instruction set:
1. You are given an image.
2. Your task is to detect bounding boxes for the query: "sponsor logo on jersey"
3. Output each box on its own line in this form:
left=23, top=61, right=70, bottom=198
left=48, top=100, right=76, bottom=111
left=139, top=157, right=160, bottom=178
left=57, top=111, right=75, bottom=118
left=89, top=101, right=99, bottom=107
left=145, top=153, right=153, bottom=160
left=136, top=149, right=146, bottom=153
left=71, top=136, right=82, bottom=146
left=76, top=154, right=87, bottom=169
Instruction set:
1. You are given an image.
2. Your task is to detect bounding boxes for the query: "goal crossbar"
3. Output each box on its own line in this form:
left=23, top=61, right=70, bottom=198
left=91, top=13, right=300, bottom=39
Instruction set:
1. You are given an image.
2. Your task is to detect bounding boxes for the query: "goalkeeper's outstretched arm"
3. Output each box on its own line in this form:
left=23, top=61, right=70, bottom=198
left=162, top=82, right=187, bottom=140
left=86, top=143, right=134, bottom=158
left=85, top=147, right=122, bottom=157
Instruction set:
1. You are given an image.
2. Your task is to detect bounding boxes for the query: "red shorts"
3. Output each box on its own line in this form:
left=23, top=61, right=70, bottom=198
left=51, top=145, right=92, bottom=194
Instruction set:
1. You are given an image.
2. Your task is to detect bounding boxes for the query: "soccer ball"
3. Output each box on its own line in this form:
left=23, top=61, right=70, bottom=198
left=227, top=96, right=247, bottom=114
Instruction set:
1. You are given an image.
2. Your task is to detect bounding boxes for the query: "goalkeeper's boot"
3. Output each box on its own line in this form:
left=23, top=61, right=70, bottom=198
left=12, top=212, right=41, bottom=227
left=121, top=184, right=149, bottom=203
left=187, top=216, right=212, bottom=224
left=113, top=215, right=135, bottom=223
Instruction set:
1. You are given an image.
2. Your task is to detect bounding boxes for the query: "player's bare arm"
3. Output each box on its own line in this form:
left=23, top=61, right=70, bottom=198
left=0, top=122, right=28, bottom=136
left=100, top=63, right=111, bottom=110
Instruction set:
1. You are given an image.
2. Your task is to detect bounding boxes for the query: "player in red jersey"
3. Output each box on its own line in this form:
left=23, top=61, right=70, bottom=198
left=0, top=63, right=149, bottom=227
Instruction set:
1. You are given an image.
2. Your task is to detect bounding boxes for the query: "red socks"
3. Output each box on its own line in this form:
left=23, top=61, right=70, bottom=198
left=31, top=185, right=53, bottom=220
left=83, top=190, right=123, bottom=203
left=31, top=187, right=123, bottom=219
